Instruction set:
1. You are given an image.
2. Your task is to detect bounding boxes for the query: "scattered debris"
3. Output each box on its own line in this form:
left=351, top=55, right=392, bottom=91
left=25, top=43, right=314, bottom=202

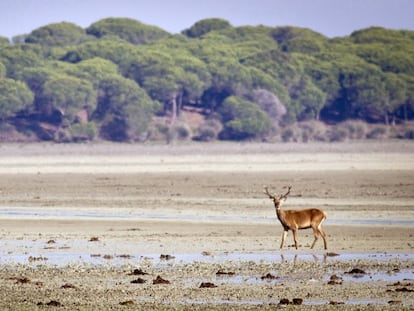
left=388, top=281, right=413, bottom=287
left=89, top=237, right=99, bottom=242
left=329, top=301, right=345, bottom=305
left=120, top=300, right=135, bottom=306
left=160, top=254, right=175, bottom=260
left=90, top=254, right=101, bottom=258
left=216, top=270, right=235, bottom=276
left=292, top=298, right=303, bottom=305
left=261, top=273, right=278, bottom=280
left=200, top=282, right=217, bottom=288
left=328, top=274, right=343, bottom=285
left=12, top=277, right=31, bottom=284
left=129, top=268, right=148, bottom=276
left=345, top=268, right=366, bottom=274
left=325, top=252, right=340, bottom=257
left=153, top=276, right=170, bottom=285
left=201, top=251, right=212, bottom=256
left=279, top=298, right=291, bottom=305
left=388, top=300, right=402, bottom=305
left=28, top=256, right=48, bottom=262
left=395, top=287, right=414, bottom=292
left=278, top=298, right=303, bottom=305
left=46, top=300, right=62, bottom=307
left=61, top=283, right=77, bottom=289
left=131, top=278, right=146, bottom=284
left=103, top=254, right=113, bottom=260
left=117, top=254, right=133, bottom=259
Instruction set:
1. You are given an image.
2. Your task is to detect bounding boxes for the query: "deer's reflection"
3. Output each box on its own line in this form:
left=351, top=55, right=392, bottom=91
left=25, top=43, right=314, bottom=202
left=280, top=253, right=328, bottom=264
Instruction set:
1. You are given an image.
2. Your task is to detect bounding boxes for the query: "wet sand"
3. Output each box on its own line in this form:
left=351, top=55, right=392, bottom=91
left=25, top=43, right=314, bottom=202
left=0, top=142, right=413, bottom=310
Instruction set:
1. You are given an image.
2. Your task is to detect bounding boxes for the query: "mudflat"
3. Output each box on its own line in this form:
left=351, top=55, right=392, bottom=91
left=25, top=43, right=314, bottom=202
left=0, top=142, right=413, bottom=310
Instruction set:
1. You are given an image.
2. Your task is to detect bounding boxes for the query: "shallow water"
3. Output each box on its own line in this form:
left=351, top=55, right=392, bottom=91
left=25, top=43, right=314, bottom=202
left=1, top=207, right=413, bottom=226
left=1, top=238, right=413, bottom=267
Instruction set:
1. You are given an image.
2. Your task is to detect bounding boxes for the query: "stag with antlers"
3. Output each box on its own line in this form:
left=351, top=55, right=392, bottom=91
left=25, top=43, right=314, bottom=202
left=264, top=186, right=328, bottom=250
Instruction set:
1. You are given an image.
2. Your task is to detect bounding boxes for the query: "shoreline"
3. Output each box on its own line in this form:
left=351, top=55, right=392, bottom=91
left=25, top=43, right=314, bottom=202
left=0, top=142, right=413, bottom=309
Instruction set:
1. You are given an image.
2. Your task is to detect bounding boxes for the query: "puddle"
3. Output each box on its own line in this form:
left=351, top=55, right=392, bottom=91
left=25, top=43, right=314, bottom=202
left=333, top=269, right=414, bottom=283
left=183, top=297, right=414, bottom=307
left=1, top=239, right=413, bottom=268
left=1, top=207, right=413, bottom=226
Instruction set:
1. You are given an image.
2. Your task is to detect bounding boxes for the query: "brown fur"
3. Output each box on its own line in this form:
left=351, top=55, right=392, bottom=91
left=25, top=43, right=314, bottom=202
left=265, top=187, right=328, bottom=250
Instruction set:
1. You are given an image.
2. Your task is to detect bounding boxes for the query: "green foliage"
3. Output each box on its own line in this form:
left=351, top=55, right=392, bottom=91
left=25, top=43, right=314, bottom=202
left=38, top=75, right=96, bottom=120
left=25, top=22, right=89, bottom=46
left=0, top=45, right=44, bottom=79
left=0, top=78, right=34, bottom=119
left=61, top=36, right=137, bottom=65
left=272, top=26, right=326, bottom=50
left=0, top=62, right=5, bottom=78
left=290, top=77, right=327, bottom=121
left=1, top=17, right=414, bottom=142
left=219, top=96, right=270, bottom=139
left=86, top=18, right=169, bottom=45
left=72, top=57, right=119, bottom=87
left=95, top=75, right=159, bottom=141
left=0, top=36, right=9, bottom=45
left=70, top=122, right=97, bottom=141
left=350, top=27, right=413, bottom=45
left=182, top=18, right=232, bottom=38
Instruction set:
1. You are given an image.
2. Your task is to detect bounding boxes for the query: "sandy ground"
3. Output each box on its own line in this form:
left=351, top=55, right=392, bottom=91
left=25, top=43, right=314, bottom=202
left=0, top=142, right=413, bottom=310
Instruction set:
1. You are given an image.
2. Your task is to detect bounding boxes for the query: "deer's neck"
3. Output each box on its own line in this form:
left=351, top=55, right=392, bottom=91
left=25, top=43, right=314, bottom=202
left=275, top=206, right=287, bottom=225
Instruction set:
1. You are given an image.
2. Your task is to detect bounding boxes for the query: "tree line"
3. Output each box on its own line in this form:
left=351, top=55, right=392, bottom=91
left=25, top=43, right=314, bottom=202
left=1, top=17, right=414, bottom=142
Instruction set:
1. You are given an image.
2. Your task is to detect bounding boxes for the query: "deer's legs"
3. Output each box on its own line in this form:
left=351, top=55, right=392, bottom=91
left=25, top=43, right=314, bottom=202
left=319, top=228, right=328, bottom=250
left=310, top=227, right=319, bottom=249
left=310, top=221, right=328, bottom=250
left=280, top=230, right=288, bottom=249
left=292, top=229, right=298, bottom=249
left=318, top=218, right=328, bottom=250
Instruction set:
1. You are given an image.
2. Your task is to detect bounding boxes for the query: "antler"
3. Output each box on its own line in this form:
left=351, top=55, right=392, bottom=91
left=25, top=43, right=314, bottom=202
left=263, top=186, right=276, bottom=199
left=281, top=186, right=292, bottom=199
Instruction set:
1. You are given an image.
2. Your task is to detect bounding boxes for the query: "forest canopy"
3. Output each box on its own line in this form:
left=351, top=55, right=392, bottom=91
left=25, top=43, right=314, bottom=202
left=0, top=18, right=414, bottom=142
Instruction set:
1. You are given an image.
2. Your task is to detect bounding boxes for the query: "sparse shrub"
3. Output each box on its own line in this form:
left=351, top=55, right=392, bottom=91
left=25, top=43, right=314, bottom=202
left=171, top=123, right=192, bottom=140
left=70, top=122, right=97, bottom=141
left=281, top=125, right=301, bottom=142
left=340, top=120, right=368, bottom=139
left=396, top=122, right=414, bottom=139
left=298, top=121, right=328, bottom=142
left=328, top=126, right=348, bottom=142
left=196, top=126, right=216, bottom=141
left=367, top=126, right=388, bottom=139
left=54, top=128, right=72, bottom=142
left=152, top=121, right=192, bottom=143
left=0, top=122, right=37, bottom=142
left=195, top=119, right=223, bottom=141
left=146, top=120, right=170, bottom=141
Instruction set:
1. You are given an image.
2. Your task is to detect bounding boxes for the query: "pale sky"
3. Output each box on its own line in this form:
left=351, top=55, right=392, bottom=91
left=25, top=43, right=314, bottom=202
left=0, top=0, right=413, bottom=39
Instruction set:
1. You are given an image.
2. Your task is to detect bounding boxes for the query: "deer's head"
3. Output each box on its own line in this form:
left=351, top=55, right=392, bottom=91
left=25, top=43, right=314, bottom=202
left=264, top=186, right=291, bottom=209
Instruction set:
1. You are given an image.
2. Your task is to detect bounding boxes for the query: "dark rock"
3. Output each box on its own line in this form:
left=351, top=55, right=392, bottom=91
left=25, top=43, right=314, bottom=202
left=200, top=282, right=217, bottom=288
left=153, top=276, right=170, bottom=285
left=129, top=268, right=148, bottom=276
left=216, top=270, right=235, bottom=276
left=46, top=300, right=61, bottom=306
left=346, top=268, right=366, bottom=274
left=279, top=298, right=291, bottom=305
left=131, top=278, right=146, bottom=284
left=292, top=298, right=303, bottom=305
left=261, top=273, right=278, bottom=280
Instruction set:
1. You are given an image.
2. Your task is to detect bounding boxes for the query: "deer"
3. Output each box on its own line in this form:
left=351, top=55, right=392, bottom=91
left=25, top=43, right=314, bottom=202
left=264, top=186, right=328, bottom=250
